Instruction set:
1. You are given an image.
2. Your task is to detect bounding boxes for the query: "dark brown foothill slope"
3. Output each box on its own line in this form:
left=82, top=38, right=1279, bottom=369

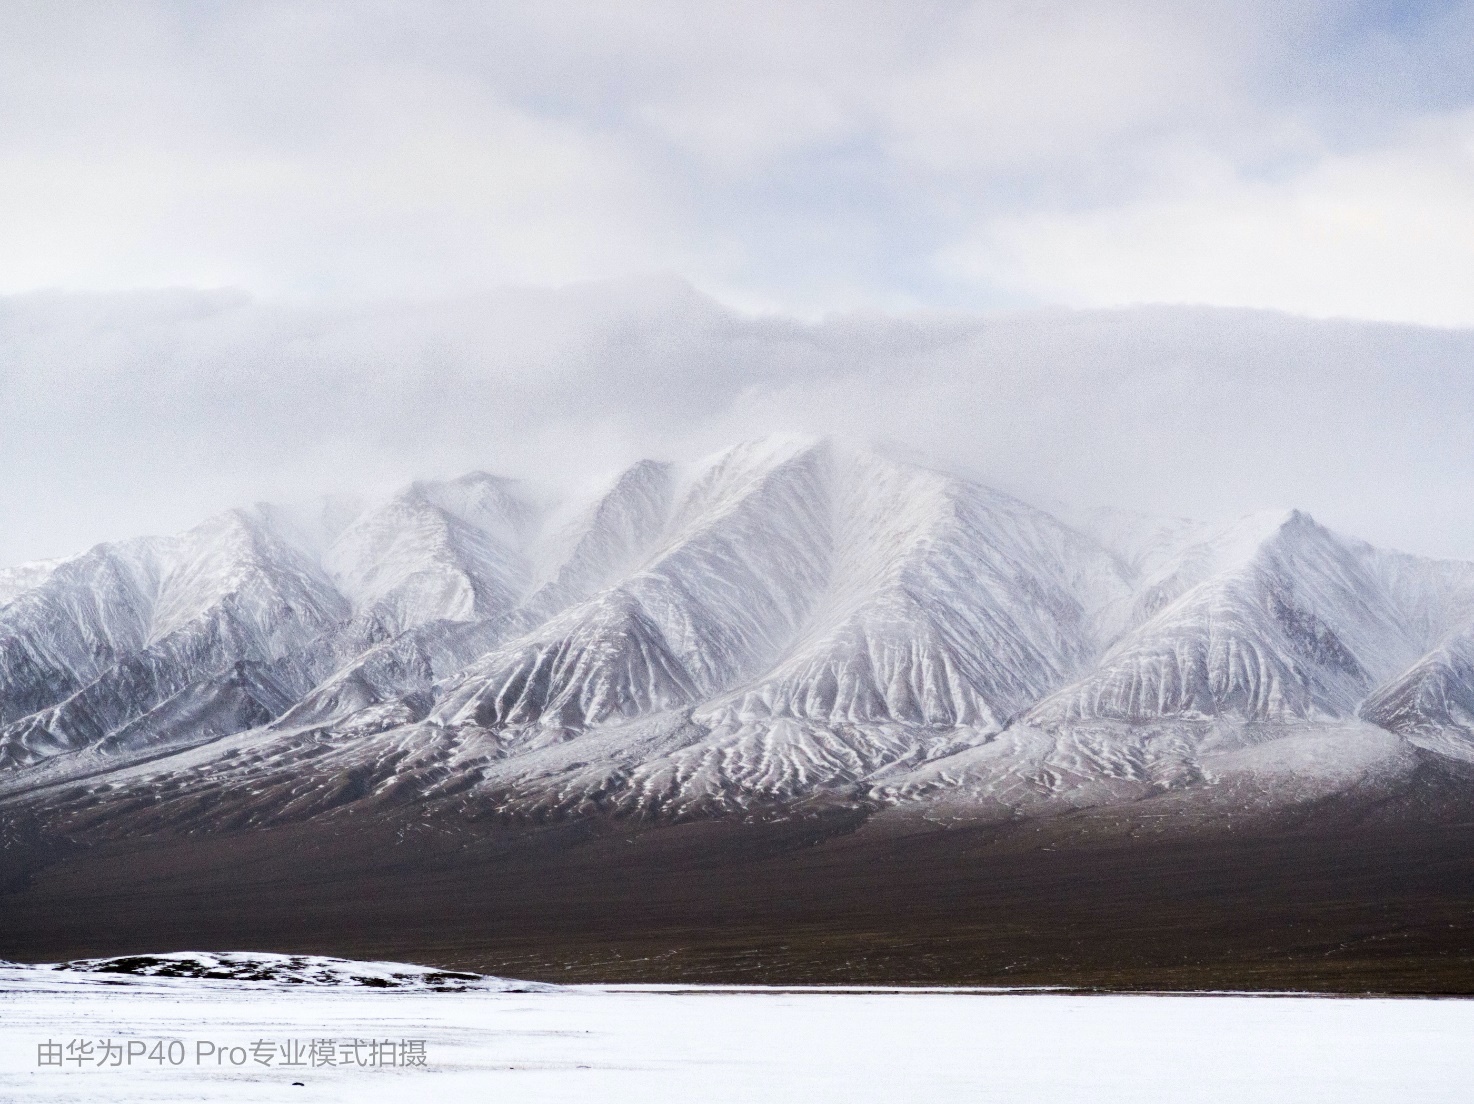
left=4, top=750, right=1474, bottom=994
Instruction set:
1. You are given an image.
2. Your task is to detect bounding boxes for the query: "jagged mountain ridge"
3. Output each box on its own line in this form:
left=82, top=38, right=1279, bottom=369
left=1030, top=511, right=1427, bottom=725
left=3, top=437, right=1474, bottom=825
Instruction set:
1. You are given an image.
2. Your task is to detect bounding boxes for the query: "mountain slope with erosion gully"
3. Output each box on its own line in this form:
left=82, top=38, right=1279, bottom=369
left=4, top=438, right=1474, bottom=992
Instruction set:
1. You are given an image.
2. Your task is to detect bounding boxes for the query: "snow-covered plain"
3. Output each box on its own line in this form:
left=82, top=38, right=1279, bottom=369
left=2, top=960, right=1472, bottom=1103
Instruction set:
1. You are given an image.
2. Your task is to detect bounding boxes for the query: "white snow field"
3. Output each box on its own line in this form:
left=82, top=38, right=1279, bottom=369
left=2, top=960, right=1473, bottom=1103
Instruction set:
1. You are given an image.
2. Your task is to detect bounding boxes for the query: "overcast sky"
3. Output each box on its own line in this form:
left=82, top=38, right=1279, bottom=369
left=1, top=3, right=1472, bottom=564
left=4, top=0, right=1473, bottom=319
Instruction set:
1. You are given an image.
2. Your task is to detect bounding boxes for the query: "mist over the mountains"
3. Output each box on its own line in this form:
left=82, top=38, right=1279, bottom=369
left=3, top=277, right=1472, bottom=566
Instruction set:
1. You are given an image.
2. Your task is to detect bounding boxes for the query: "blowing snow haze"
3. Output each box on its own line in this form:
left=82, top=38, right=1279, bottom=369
left=2, top=281, right=1473, bottom=568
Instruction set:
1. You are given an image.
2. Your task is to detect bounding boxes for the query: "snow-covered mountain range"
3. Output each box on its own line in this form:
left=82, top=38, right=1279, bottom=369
left=4, top=437, right=1474, bottom=826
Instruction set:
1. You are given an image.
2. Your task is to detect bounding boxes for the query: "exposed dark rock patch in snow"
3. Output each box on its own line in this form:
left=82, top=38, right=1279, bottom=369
left=42, top=951, right=547, bottom=991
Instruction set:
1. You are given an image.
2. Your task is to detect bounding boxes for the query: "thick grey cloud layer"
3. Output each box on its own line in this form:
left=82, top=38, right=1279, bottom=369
left=2, top=1, right=1473, bottom=320
left=3, top=282, right=1471, bottom=565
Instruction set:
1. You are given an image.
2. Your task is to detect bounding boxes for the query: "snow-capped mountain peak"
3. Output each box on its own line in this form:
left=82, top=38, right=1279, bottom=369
left=4, top=438, right=1474, bottom=825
